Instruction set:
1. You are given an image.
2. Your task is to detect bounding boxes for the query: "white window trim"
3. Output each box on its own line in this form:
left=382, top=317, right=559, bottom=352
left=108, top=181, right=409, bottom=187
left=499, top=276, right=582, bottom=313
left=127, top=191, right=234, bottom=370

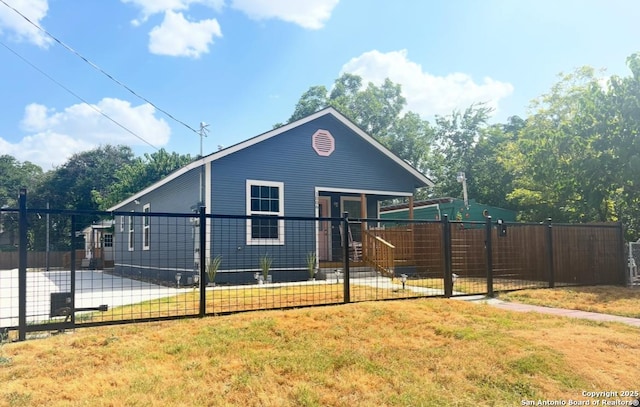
left=246, top=179, right=285, bottom=245
left=120, top=215, right=125, bottom=232
left=143, top=203, right=150, bottom=251
left=128, top=213, right=134, bottom=252
left=103, top=233, right=113, bottom=248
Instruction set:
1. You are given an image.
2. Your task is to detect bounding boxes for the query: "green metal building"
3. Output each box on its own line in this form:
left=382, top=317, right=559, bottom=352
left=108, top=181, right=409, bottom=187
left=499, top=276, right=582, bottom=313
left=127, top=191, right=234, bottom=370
left=380, top=197, right=517, bottom=223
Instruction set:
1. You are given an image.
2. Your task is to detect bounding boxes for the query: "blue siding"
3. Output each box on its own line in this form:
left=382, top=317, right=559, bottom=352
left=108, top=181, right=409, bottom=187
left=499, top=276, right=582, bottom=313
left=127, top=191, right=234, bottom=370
left=210, top=114, right=419, bottom=216
left=208, top=114, right=419, bottom=270
left=113, top=169, right=200, bottom=281
left=113, top=112, right=427, bottom=282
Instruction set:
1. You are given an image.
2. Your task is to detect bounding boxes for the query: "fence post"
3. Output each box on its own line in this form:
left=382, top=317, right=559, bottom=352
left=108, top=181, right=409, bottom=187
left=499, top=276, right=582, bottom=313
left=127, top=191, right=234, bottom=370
left=342, top=212, right=350, bottom=304
left=199, top=207, right=206, bottom=317
left=70, top=215, right=77, bottom=327
left=18, top=188, right=27, bottom=341
left=442, top=214, right=453, bottom=298
left=485, top=216, right=494, bottom=297
left=546, top=218, right=555, bottom=288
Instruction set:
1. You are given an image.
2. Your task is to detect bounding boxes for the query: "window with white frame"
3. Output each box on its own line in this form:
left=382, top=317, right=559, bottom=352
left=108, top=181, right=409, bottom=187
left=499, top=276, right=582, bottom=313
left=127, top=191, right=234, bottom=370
left=128, top=213, right=134, bottom=251
left=120, top=216, right=125, bottom=232
left=246, top=180, right=284, bottom=245
left=143, top=203, right=150, bottom=250
left=103, top=233, right=113, bottom=248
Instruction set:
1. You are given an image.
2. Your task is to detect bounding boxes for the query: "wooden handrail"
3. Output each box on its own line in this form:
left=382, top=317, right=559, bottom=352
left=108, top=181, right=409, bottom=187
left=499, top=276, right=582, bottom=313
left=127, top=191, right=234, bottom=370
left=362, top=230, right=395, bottom=277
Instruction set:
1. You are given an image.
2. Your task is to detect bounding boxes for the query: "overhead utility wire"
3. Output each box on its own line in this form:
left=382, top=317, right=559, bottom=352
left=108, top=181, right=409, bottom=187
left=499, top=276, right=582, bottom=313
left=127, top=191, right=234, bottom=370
left=0, top=0, right=199, bottom=135
left=0, top=39, right=160, bottom=150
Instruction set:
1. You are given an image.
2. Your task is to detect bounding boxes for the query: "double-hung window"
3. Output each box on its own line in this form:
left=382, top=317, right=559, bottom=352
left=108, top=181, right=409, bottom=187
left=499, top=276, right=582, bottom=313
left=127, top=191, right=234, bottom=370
left=128, top=213, right=134, bottom=251
left=143, top=203, right=150, bottom=250
left=246, top=180, right=284, bottom=245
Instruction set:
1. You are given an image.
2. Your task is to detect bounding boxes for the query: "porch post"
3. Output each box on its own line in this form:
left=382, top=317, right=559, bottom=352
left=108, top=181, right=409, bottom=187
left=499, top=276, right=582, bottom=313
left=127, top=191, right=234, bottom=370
left=408, top=195, right=414, bottom=220
left=360, top=193, right=367, bottom=236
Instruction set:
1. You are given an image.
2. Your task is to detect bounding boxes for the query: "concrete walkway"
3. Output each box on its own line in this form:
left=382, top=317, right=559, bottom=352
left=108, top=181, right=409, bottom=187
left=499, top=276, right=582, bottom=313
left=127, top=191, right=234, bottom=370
left=463, top=296, right=640, bottom=328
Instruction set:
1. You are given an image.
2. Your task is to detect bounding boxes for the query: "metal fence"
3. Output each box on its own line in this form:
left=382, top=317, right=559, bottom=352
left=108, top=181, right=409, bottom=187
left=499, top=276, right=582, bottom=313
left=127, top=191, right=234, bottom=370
left=0, top=191, right=626, bottom=341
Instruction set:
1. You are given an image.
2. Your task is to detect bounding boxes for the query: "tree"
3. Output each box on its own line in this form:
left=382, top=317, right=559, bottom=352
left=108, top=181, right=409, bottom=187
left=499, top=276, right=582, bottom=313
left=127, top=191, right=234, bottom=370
left=0, top=156, right=43, bottom=249
left=429, top=103, right=493, bottom=198
left=0, top=155, right=43, bottom=207
left=465, top=117, right=522, bottom=210
left=99, top=148, right=193, bottom=210
left=595, top=53, right=640, bottom=238
left=33, top=145, right=135, bottom=211
left=423, top=54, right=640, bottom=238
left=506, top=66, right=619, bottom=224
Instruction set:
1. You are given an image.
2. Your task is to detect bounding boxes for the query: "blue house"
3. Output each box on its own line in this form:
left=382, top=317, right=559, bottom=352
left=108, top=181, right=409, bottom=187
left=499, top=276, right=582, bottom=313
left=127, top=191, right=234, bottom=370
left=107, top=107, right=433, bottom=284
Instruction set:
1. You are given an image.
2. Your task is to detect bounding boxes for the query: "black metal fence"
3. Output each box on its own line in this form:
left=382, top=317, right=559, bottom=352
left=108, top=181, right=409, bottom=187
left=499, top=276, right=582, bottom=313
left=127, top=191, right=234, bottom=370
left=0, top=190, right=626, bottom=341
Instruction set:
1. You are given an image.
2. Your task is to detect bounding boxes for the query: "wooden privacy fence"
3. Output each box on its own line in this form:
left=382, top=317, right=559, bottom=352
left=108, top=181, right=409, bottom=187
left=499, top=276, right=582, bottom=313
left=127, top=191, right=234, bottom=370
left=366, top=219, right=625, bottom=286
left=0, top=251, right=66, bottom=270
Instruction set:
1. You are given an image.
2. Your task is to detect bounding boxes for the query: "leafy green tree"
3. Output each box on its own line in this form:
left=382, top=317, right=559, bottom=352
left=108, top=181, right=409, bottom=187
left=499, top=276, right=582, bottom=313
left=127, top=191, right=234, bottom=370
left=99, top=148, right=193, bottom=210
left=25, top=146, right=135, bottom=250
left=0, top=155, right=43, bottom=207
left=429, top=103, right=493, bottom=198
left=505, top=66, right=622, bottom=224
left=465, top=117, right=523, bottom=210
left=33, top=145, right=135, bottom=211
left=595, top=53, right=640, bottom=238
left=0, top=156, right=43, bottom=249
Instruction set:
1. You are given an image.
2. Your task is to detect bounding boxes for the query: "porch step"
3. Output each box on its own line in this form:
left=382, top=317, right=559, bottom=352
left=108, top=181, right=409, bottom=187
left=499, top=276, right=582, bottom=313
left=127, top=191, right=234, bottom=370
left=316, top=267, right=379, bottom=280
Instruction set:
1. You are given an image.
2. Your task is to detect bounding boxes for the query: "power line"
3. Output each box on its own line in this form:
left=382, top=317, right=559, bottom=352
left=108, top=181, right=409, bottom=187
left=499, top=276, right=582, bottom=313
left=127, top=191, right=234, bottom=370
left=0, top=39, right=160, bottom=150
left=0, top=0, right=200, bottom=136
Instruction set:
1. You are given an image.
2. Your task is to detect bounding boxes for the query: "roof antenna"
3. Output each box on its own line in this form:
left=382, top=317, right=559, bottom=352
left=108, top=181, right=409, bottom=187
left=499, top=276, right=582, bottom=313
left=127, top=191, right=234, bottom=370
left=199, top=122, right=209, bottom=158
left=198, top=122, right=210, bottom=208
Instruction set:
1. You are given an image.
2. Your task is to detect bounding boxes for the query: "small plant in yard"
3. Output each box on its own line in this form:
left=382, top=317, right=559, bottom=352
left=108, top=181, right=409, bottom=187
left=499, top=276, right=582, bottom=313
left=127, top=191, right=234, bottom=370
left=0, top=328, right=11, bottom=366
left=259, top=253, right=272, bottom=281
left=306, top=251, right=317, bottom=280
left=206, top=255, right=222, bottom=286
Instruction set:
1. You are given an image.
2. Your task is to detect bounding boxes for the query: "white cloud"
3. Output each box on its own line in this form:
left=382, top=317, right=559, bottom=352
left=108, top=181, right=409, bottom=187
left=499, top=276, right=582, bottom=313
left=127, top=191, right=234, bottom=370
left=121, top=0, right=224, bottom=25
left=230, top=0, right=339, bottom=29
left=148, top=10, right=221, bottom=58
left=341, top=50, right=514, bottom=118
left=0, top=98, right=171, bottom=169
left=0, top=0, right=51, bottom=47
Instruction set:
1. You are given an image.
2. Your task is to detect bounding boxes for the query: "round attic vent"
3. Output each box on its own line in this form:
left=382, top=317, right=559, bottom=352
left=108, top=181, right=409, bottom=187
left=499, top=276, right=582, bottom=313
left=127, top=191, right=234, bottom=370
left=312, top=129, right=335, bottom=157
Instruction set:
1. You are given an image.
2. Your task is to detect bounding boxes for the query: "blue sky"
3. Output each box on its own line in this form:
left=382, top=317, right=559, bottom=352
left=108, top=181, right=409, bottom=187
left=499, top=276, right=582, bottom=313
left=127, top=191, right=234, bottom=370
left=0, top=0, right=638, bottom=170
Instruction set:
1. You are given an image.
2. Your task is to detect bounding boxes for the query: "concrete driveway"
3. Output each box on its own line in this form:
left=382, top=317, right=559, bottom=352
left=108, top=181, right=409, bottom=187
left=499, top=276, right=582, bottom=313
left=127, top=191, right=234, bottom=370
left=0, top=269, right=191, bottom=328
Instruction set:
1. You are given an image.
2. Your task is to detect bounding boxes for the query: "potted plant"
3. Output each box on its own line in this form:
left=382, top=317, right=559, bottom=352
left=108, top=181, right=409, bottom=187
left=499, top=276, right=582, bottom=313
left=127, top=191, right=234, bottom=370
left=259, top=253, right=272, bottom=284
left=206, top=255, right=222, bottom=287
left=306, top=251, right=317, bottom=281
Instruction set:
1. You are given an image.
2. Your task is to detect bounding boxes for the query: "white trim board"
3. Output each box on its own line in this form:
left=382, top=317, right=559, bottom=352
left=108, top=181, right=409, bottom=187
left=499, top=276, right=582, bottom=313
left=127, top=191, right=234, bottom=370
left=107, top=107, right=432, bottom=211
left=315, top=186, right=414, bottom=197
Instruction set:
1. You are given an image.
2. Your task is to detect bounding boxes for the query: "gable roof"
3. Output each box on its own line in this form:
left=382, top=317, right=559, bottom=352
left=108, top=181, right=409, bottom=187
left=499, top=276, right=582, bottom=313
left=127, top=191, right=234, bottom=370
left=108, top=107, right=434, bottom=211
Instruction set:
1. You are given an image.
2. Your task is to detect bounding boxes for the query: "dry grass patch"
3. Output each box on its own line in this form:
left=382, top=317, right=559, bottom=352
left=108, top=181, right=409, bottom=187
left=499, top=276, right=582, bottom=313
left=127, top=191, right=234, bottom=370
left=499, top=285, right=640, bottom=318
left=2, top=298, right=640, bottom=406
left=83, top=283, right=421, bottom=323
left=407, top=277, right=547, bottom=294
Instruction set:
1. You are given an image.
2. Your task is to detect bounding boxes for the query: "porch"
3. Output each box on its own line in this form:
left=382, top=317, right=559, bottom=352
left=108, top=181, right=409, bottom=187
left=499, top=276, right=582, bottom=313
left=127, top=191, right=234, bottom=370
left=319, top=222, right=426, bottom=279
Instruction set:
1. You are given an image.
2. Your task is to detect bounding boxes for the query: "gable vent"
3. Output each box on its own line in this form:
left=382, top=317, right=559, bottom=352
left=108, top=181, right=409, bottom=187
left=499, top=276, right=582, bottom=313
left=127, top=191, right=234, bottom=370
left=312, top=129, right=335, bottom=157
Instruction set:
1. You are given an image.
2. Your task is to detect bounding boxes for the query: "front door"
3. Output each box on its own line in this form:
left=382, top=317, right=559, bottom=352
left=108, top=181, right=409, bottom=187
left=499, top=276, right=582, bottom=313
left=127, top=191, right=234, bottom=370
left=317, top=196, right=331, bottom=261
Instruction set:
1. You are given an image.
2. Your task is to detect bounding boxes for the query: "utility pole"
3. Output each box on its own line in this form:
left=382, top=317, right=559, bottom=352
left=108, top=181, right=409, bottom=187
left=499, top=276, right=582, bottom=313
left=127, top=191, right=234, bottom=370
left=198, top=122, right=209, bottom=205
left=456, top=171, right=469, bottom=209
